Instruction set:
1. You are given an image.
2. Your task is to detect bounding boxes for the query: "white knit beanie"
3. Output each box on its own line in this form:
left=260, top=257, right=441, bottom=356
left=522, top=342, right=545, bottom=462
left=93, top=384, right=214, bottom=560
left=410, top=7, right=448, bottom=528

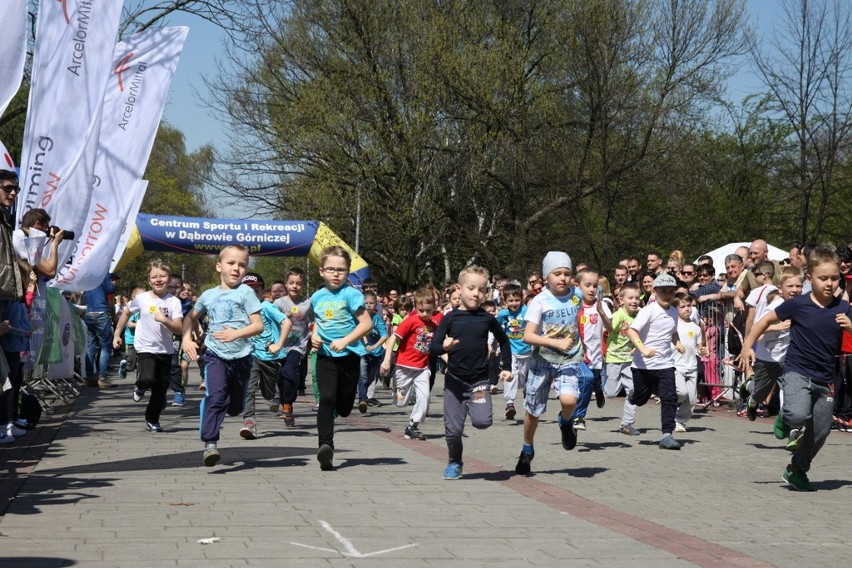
left=542, top=251, right=573, bottom=278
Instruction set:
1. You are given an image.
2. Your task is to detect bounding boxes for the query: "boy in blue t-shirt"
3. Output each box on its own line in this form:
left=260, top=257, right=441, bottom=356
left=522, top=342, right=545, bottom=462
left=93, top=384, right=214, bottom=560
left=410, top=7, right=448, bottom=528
left=182, top=245, right=263, bottom=467
left=515, top=251, right=590, bottom=476
left=238, top=272, right=292, bottom=440
left=496, top=283, right=531, bottom=420
left=357, top=290, right=388, bottom=412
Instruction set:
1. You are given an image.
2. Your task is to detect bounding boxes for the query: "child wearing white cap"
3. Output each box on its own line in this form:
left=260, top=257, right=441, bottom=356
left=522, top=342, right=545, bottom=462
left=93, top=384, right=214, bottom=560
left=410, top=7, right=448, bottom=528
left=515, top=251, right=592, bottom=475
left=625, top=273, right=685, bottom=449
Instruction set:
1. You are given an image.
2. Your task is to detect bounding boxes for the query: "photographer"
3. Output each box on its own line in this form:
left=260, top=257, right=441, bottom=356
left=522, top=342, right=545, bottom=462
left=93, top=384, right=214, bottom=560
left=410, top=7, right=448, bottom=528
left=12, top=208, right=69, bottom=281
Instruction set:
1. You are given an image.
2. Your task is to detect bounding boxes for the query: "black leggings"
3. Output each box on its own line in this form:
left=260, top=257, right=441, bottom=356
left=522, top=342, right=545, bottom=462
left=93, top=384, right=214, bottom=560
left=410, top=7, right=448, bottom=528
left=315, top=353, right=360, bottom=448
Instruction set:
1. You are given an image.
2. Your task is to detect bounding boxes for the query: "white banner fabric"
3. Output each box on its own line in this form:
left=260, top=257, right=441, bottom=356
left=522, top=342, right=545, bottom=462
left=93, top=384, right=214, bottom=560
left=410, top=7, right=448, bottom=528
left=109, top=180, right=147, bottom=273
left=0, top=140, right=16, bottom=172
left=16, top=0, right=123, bottom=268
left=53, top=27, right=188, bottom=290
left=47, top=296, right=75, bottom=379
left=0, top=0, right=27, bottom=119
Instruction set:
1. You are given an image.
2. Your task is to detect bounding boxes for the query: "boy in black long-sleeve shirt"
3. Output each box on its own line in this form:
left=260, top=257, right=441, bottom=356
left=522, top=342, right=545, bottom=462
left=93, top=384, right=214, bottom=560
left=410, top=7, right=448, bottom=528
left=430, top=266, right=512, bottom=480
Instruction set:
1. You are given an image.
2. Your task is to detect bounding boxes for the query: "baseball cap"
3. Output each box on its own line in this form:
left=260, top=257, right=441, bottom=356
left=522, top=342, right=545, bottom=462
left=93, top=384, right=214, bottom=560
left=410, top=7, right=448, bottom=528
left=653, top=273, right=677, bottom=288
left=242, top=272, right=265, bottom=288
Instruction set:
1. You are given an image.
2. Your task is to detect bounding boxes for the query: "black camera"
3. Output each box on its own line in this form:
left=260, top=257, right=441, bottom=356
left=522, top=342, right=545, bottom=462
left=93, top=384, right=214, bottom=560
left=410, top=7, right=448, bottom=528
left=49, top=226, right=75, bottom=241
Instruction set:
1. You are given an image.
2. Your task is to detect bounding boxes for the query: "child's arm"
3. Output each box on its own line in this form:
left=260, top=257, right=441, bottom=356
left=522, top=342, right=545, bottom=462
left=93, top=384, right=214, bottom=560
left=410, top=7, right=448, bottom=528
left=672, top=329, right=684, bottom=354
left=626, top=328, right=655, bottom=358
left=181, top=309, right=202, bottom=360
left=522, top=321, right=574, bottom=353
left=153, top=309, right=183, bottom=336
left=213, top=312, right=263, bottom=343
left=597, top=300, right=613, bottom=333
left=268, top=318, right=293, bottom=356
left=380, top=335, right=399, bottom=375
left=327, top=308, right=372, bottom=352
left=366, top=317, right=388, bottom=352
left=491, top=318, right=513, bottom=382
left=837, top=310, right=852, bottom=334
left=737, top=309, right=780, bottom=371
left=112, top=308, right=131, bottom=349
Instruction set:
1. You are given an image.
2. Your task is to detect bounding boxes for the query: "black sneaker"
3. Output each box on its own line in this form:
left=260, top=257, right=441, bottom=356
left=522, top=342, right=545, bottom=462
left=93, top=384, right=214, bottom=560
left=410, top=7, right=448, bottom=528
left=505, top=404, right=516, bottom=420
left=366, top=398, right=383, bottom=407
left=317, top=444, right=334, bottom=471
left=559, top=412, right=577, bottom=450
left=515, top=451, right=534, bottom=475
left=358, top=400, right=368, bottom=414
left=595, top=388, right=605, bottom=409
left=746, top=398, right=758, bottom=422
left=404, top=426, right=426, bottom=440
left=145, top=421, right=164, bottom=433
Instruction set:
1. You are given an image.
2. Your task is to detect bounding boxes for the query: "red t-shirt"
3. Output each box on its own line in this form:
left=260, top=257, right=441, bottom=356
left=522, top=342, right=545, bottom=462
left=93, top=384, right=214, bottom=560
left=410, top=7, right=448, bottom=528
left=394, top=313, right=437, bottom=368
left=842, top=331, right=852, bottom=354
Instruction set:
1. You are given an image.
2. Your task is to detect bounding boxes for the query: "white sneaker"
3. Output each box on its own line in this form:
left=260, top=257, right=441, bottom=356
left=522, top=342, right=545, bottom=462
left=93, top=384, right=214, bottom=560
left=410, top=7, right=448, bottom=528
left=7, top=422, right=26, bottom=438
left=0, top=431, right=14, bottom=444
left=674, top=422, right=687, bottom=433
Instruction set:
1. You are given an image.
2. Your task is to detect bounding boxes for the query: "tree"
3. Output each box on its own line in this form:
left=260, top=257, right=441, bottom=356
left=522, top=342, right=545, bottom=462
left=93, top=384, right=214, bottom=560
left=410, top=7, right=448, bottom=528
left=212, top=0, right=750, bottom=287
left=751, top=0, right=852, bottom=243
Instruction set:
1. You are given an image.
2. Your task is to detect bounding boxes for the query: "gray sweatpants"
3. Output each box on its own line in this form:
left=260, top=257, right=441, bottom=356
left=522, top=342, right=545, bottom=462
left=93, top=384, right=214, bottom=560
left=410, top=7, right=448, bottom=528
left=444, top=373, right=493, bottom=465
left=781, top=371, right=834, bottom=474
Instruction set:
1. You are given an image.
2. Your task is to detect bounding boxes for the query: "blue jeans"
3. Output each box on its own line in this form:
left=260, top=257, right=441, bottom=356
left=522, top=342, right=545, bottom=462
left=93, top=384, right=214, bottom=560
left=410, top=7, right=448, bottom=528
left=85, top=313, right=114, bottom=379
left=357, top=354, right=383, bottom=401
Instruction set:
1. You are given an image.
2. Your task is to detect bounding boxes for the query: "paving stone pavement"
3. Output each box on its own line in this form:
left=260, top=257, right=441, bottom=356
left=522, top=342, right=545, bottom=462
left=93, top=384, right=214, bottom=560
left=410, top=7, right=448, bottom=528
left=1, top=368, right=851, bottom=567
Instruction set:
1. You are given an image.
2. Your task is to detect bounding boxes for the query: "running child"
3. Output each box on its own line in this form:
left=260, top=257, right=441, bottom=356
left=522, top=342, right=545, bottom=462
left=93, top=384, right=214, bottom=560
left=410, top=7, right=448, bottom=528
left=572, top=269, right=611, bottom=431
left=380, top=288, right=436, bottom=440
left=603, top=283, right=641, bottom=435
left=239, top=272, right=292, bottom=440
left=496, top=283, right=532, bottom=420
left=310, top=246, right=373, bottom=471
left=739, top=247, right=852, bottom=491
left=741, top=267, right=803, bottom=422
left=118, top=286, right=144, bottom=380
left=357, top=290, right=388, bottom=413
left=626, top=273, right=684, bottom=450
left=273, top=267, right=313, bottom=426
left=430, top=266, right=512, bottom=480
left=673, top=293, right=703, bottom=432
left=113, top=262, right=184, bottom=433
left=181, top=245, right=263, bottom=466
left=514, top=252, right=590, bottom=476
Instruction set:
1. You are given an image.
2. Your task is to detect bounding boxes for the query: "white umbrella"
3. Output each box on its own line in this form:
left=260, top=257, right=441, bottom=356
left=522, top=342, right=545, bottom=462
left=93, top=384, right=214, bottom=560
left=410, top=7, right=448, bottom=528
left=696, top=242, right=789, bottom=269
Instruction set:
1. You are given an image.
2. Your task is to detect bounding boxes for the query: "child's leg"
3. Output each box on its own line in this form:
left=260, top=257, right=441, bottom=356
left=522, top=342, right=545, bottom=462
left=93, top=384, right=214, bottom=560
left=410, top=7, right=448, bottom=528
left=278, top=350, right=302, bottom=406
left=226, top=356, right=252, bottom=417
left=126, top=345, right=137, bottom=372
left=783, top=372, right=834, bottom=474
left=750, top=360, right=781, bottom=407
left=243, top=357, right=262, bottom=422
left=630, top=368, right=653, bottom=406
left=570, top=367, right=594, bottom=420
left=256, top=359, right=280, bottom=401
left=619, top=366, right=638, bottom=427
left=393, top=367, right=416, bottom=407
left=443, top=373, right=469, bottom=465
left=657, top=368, right=678, bottom=435
left=521, top=357, right=553, bottom=445
left=139, top=354, right=168, bottom=424
left=409, top=367, right=431, bottom=426
left=503, top=356, right=520, bottom=405
left=557, top=364, right=583, bottom=421
left=468, top=381, right=493, bottom=430
left=333, top=354, right=360, bottom=419
left=310, top=351, right=320, bottom=403
left=675, top=369, right=697, bottom=424
left=199, top=354, right=229, bottom=443
left=357, top=356, right=370, bottom=402
left=315, top=355, right=340, bottom=447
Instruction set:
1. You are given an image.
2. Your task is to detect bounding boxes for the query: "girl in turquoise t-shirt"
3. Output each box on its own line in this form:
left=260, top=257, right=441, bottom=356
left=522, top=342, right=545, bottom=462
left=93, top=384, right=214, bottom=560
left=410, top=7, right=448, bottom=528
left=309, top=246, right=373, bottom=471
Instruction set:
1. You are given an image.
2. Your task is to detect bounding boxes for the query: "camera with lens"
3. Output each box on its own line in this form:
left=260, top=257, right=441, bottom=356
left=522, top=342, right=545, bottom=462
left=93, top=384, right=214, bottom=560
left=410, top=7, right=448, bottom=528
left=49, top=225, right=75, bottom=241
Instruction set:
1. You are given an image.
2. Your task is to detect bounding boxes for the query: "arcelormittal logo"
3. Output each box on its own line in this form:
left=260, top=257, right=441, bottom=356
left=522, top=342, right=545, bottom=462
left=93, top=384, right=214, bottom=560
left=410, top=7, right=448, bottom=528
left=114, top=53, right=134, bottom=92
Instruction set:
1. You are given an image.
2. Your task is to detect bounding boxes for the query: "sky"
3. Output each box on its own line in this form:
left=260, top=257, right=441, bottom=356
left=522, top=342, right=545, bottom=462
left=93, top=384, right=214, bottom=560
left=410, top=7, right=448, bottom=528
left=160, top=1, right=784, bottom=220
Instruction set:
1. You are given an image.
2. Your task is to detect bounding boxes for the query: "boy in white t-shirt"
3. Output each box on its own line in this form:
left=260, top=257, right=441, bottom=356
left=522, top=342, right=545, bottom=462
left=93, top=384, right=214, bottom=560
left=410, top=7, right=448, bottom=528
left=113, top=261, right=184, bottom=433
left=673, top=293, right=704, bottom=432
left=742, top=266, right=804, bottom=421
left=572, top=270, right=611, bottom=431
left=626, top=273, right=684, bottom=450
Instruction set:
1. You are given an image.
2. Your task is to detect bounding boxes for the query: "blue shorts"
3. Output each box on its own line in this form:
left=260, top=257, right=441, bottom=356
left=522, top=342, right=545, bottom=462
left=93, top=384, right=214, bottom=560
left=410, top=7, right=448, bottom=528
left=524, top=356, right=590, bottom=417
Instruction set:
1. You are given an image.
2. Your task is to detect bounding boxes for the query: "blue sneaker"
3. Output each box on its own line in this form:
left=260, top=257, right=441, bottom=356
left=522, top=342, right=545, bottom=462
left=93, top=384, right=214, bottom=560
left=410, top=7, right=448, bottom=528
left=442, top=462, right=463, bottom=480
left=172, top=391, right=186, bottom=407
left=118, top=360, right=127, bottom=380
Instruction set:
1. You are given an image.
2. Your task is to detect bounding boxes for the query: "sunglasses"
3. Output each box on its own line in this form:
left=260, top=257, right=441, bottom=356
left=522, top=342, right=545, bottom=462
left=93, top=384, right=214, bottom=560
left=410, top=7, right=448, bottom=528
left=0, top=184, right=20, bottom=194
left=680, top=271, right=694, bottom=276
